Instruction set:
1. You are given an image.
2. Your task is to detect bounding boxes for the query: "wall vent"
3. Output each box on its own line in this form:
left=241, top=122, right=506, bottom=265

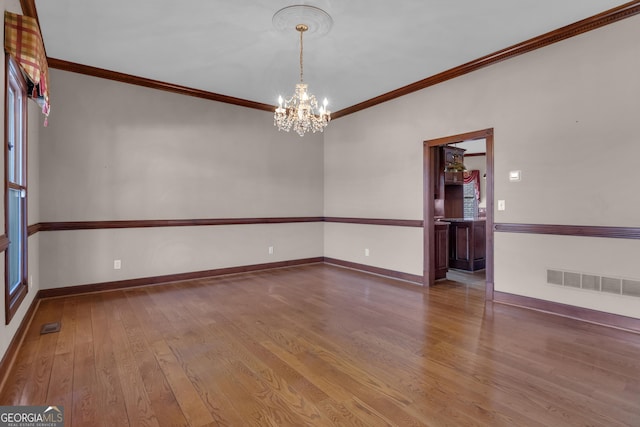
left=546, top=269, right=640, bottom=298
left=622, top=279, right=640, bottom=297
left=563, top=272, right=581, bottom=288
left=547, top=269, right=563, bottom=285
left=602, top=277, right=622, bottom=294
left=581, top=274, right=600, bottom=291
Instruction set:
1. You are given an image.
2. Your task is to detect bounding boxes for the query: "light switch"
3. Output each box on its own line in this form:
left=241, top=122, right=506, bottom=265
left=509, top=170, right=521, bottom=182
left=498, top=200, right=506, bottom=211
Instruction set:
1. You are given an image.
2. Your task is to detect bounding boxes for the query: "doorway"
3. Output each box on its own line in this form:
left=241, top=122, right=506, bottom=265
left=423, top=129, right=494, bottom=300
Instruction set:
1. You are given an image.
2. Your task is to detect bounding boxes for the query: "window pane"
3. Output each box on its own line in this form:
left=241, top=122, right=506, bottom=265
left=14, top=91, right=24, bottom=185
left=7, top=87, right=16, bottom=183
left=8, top=188, right=23, bottom=294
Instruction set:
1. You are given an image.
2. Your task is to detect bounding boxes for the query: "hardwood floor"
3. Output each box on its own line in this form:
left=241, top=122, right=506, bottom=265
left=2, top=264, right=639, bottom=426
left=443, top=268, right=486, bottom=288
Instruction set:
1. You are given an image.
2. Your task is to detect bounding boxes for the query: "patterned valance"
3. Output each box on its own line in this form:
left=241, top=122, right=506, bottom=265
left=463, top=169, right=481, bottom=201
left=4, top=11, right=50, bottom=124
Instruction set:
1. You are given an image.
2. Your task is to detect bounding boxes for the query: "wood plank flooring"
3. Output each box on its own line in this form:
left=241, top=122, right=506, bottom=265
left=2, top=264, right=639, bottom=426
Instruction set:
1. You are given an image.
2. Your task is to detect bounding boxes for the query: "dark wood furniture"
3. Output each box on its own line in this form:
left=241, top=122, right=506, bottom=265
left=448, top=219, right=486, bottom=271
left=434, top=221, right=450, bottom=280
left=434, top=146, right=465, bottom=218
left=442, top=146, right=466, bottom=183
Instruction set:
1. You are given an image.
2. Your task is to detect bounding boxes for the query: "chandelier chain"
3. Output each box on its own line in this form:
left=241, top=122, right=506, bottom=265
left=299, top=28, right=304, bottom=83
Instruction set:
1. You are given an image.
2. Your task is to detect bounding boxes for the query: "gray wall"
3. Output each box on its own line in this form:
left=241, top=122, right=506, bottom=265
left=324, top=15, right=640, bottom=319
left=39, top=70, right=324, bottom=289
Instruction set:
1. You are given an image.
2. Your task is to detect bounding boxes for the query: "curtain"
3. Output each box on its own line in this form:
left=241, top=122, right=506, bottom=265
left=4, top=11, right=50, bottom=124
left=463, top=169, right=480, bottom=201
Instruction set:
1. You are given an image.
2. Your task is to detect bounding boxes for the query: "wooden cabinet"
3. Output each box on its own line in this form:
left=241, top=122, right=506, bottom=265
left=434, top=222, right=449, bottom=280
left=443, top=185, right=463, bottom=219
left=443, top=146, right=465, bottom=181
left=444, top=171, right=464, bottom=184
left=448, top=220, right=486, bottom=271
left=435, top=146, right=465, bottom=218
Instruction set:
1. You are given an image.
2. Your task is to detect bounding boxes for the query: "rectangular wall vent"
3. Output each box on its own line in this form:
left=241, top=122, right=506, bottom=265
left=547, top=269, right=563, bottom=285
left=581, top=274, right=600, bottom=291
left=622, top=279, right=640, bottom=297
left=602, top=277, right=622, bottom=294
left=546, top=269, right=640, bottom=298
left=563, top=272, right=581, bottom=288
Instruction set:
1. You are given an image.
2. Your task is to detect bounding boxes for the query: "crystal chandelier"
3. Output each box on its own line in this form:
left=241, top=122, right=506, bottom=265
left=274, top=23, right=330, bottom=137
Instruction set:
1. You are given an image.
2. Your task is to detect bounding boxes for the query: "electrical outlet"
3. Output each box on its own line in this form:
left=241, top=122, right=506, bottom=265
left=268, top=246, right=274, bottom=255
left=29, top=275, right=33, bottom=289
left=365, top=248, right=370, bottom=257
left=113, top=259, right=122, bottom=270
left=498, top=200, right=506, bottom=211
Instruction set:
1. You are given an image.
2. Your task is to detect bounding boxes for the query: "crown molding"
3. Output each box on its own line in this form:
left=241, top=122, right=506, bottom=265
left=332, top=0, right=640, bottom=119
left=46, top=58, right=276, bottom=113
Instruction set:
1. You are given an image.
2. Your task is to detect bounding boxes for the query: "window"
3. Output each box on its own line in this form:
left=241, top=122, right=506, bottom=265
left=5, top=55, right=28, bottom=323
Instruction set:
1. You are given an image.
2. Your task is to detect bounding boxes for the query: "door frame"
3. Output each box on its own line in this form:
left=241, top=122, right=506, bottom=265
left=423, top=128, right=494, bottom=300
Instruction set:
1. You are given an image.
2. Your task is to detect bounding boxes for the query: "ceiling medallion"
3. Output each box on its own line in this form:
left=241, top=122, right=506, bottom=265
left=272, top=5, right=333, bottom=36
left=273, top=5, right=333, bottom=137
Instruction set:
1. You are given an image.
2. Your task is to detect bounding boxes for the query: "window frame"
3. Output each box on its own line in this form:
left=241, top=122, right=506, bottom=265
left=5, top=54, right=28, bottom=324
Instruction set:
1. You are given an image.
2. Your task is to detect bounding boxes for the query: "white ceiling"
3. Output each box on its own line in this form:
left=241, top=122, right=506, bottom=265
left=35, top=0, right=629, bottom=113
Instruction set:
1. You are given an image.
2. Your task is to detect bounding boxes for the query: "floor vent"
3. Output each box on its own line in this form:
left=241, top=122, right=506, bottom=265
left=547, top=269, right=640, bottom=298
left=40, top=322, right=61, bottom=335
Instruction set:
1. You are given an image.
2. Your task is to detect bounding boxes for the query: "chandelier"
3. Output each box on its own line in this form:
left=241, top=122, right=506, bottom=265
left=274, top=23, right=330, bottom=137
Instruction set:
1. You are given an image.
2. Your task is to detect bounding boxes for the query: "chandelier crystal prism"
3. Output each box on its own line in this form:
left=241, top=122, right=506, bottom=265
left=274, top=23, right=330, bottom=137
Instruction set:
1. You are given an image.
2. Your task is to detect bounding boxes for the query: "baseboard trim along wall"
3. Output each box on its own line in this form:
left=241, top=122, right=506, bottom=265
left=38, top=257, right=325, bottom=298
left=0, top=296, right=40, bottom=392
left=38, top=257, right=423, bottom=299
left=493, top=291, right=640, bottom=333
left=323, top=257, right=424, bottom=284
